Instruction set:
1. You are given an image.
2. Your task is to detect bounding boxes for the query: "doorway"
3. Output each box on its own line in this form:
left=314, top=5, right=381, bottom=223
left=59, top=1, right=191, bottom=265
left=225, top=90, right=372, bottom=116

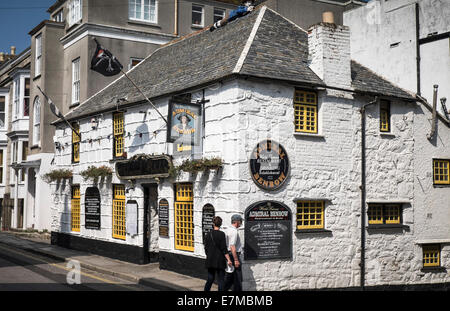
left=143, top=184, right=158, bottom=263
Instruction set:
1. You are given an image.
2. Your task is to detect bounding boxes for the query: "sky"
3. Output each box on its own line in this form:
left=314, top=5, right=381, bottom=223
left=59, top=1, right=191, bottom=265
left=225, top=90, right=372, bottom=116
left=0, top=0, right=55, bottom=55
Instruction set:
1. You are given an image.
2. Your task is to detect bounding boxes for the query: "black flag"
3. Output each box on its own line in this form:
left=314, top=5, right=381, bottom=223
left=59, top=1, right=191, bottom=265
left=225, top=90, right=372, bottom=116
left=90, top=38, right=123, bottom=76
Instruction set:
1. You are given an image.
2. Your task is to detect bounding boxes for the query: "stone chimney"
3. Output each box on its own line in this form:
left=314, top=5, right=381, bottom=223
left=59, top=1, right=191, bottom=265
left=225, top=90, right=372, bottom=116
left=307, top=12, right=352, bottom=89
left=0, top=52, right=4, bottom=62
left=10, top=46, right=16, bottom=56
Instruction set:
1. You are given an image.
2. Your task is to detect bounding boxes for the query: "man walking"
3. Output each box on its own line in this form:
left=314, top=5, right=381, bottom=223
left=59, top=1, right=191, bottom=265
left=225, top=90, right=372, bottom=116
left=223, top=214, right=243, bottom=291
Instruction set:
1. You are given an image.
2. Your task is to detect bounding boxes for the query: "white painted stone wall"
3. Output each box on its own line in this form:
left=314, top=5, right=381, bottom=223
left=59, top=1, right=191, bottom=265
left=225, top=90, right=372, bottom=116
left=412, top=104, right=450, bottom=284
left=52, top=75, right=450, bottom=289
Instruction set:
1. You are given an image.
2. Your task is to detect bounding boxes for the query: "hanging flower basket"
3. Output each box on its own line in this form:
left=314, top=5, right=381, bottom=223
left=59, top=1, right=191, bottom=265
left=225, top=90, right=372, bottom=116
left=43, top=169, right=73, bottom=183
left=169, top=157, right=223, bottom=178
left=80, top=165, right=113, bottom=182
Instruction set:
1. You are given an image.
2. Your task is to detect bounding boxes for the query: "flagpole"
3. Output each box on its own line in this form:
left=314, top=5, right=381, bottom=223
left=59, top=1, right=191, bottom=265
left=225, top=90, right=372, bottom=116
left=36, top=86, right=81, bottom=139
left=120, top=69, right=168, bottom=125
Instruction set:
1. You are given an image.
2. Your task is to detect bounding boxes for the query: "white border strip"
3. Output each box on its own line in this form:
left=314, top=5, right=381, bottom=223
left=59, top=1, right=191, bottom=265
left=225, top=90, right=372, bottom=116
left=62, top=25, right=173, bottom=50
left=232, top=6, right=267, bottom=74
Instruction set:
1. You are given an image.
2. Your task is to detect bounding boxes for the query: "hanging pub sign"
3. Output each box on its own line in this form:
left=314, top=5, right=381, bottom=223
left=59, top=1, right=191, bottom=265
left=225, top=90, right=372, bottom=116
left=158, top=199, right=169, bottom=237
left=115, top=154, right=172, bottom=179
left=249, top=140, right=290, bottom=191
left=244, top=201, right=292, bottom=261
left=85, top=187, right=101, bottom=230
left=167, top=100, right=202, bottom=156
left=202, top=204, right=215, bottom=244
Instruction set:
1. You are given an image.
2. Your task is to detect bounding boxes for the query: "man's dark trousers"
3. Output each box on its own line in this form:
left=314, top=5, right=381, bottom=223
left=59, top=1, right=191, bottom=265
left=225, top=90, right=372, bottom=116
left=224, top=252, right=242, bottom=291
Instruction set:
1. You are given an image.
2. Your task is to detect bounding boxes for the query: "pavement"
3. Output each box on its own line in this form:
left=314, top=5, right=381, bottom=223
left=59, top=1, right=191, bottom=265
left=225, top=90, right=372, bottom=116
left=0, top=231, right=211, bottom=291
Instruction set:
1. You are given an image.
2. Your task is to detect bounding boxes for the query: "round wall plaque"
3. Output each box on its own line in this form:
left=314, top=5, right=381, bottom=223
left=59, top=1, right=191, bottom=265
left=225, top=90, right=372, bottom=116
left=249, top=140, right=290, bottom=191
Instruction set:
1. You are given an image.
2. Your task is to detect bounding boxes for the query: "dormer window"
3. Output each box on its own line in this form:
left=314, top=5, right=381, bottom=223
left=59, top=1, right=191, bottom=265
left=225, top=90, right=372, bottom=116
left=68, top=0, right=82, bottom=26
left=53, top=9, right=64, bottom=23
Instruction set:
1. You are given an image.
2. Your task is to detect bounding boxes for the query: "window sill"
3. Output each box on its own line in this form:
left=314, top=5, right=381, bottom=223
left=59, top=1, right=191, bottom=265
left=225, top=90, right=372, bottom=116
left=30, top=144, right=40, bottom=150
left=191, top=24, right=204, bottom=29
left=33, top=74, right=41, bottom=81
left=367, top=224, right=410, bottom=230
left=380, top=132, right=395, bottom=138
left=293, top=132, right=325, bottom=139
left=295, top=228, right=332, bottom=234
left=109, top=156, right=128, bottom=163
left=433, top=183, right=450, bottom=188
left=66, top=21, right=82, bottom=33
left=128, top=19, right=160, bottom=28
left=420, top=266, right=447, bottom=273
left=69, top=102, right=80, bottom=109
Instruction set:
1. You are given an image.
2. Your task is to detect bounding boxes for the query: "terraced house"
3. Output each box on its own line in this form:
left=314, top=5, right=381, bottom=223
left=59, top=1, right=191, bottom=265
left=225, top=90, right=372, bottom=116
left=1, top=0, right=239, bottom=232
left=49, top=5, right=450, bottom=290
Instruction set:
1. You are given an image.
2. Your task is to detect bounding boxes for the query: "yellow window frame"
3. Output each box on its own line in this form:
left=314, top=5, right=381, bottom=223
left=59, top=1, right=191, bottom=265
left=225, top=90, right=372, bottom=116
left=296, top=201, right=324, bottom=230
left=380, top=100, right=390, bottom=132
left=72, top=122, right=80, bottom=163
left=368, top=204, right=401, bottom=225
left=113, top=112, right=124, bottom=158
left=433, top=159, right=450, bottom=185
left=112, top=184, right=126, bottom=240
left=175, top=184, right=194, bottom=252
left=294, top=90, right=318, bottom=134
left=423, top=244, right=440, bottom=267
left=71, top=185, right=81, bottom=232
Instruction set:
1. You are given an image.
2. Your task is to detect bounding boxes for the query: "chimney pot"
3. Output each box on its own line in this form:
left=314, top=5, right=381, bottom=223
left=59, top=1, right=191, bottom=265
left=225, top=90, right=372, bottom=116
left=10, top=46, right=16, bottom=55
left=0, top=52, right=4, bottom=62
left=322, top=11, right=334, bottom=24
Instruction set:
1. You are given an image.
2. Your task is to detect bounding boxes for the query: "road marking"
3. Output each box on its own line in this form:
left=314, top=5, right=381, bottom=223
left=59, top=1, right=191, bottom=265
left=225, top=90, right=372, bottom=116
left=0, top=243, right=141, bottom=291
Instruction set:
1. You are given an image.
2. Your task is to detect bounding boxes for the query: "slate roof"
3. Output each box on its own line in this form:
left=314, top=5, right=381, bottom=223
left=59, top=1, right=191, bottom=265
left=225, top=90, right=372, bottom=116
left=61, top=5, right=415, bottom=122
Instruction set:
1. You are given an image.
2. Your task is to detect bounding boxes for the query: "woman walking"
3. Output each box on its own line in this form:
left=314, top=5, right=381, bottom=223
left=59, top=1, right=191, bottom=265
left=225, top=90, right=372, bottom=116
left=204, top=216, right=232, bottom=291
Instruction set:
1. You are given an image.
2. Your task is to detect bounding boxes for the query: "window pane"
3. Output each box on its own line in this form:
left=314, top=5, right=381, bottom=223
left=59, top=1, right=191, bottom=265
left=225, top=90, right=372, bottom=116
left=214, top=8, right=225, bottom=23
left=192, top=5, right=203, bottom=25
left=0, top=97, right=5, bottom=112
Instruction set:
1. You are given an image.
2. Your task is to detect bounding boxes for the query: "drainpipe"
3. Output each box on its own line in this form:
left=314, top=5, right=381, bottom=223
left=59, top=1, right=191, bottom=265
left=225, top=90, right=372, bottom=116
left=415, top=3, right=421, bottom=95
left=427, top=85, right=438, bottom=140
left=359, top=96, right=378, bottom=290
left=174, top=0, right=179, bottom=36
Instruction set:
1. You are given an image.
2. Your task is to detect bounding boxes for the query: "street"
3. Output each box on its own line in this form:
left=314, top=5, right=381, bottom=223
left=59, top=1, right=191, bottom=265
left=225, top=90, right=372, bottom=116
left=0, top=243, right=156, bottom=291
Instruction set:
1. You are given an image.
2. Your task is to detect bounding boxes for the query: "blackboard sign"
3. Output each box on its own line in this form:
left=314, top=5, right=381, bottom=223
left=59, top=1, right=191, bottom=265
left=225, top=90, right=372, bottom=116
left=249, top=140, right=290, bottom=191
left=202, top=204, right=215, bottom=244
left=244, top=201, right=292, bottom=260
left=159, top=199, right=169, bottom=237
left=85, top=187, right=101, bottom=230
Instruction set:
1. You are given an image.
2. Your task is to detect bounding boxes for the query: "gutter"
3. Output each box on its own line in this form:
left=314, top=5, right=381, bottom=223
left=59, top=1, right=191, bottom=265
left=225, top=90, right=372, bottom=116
left=359, top=96, right=378, bottom=290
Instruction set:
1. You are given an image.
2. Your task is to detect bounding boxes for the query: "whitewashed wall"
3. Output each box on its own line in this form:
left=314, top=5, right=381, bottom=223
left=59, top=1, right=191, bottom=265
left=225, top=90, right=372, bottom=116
left=51, top=76, right=450, bottom=289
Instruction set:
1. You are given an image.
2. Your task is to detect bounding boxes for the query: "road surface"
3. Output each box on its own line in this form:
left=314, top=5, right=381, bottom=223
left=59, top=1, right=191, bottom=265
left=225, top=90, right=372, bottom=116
left=0, top=243, right=157, bottom=291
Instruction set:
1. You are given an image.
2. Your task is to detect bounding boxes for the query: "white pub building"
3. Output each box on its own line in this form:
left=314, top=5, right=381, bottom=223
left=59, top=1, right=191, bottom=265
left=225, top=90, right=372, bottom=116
left=50, top=6, right=450, bottom=290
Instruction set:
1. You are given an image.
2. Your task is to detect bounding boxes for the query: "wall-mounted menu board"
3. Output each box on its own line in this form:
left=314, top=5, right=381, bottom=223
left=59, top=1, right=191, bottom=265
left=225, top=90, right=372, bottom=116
left=244, top=201, right=292, bottom=260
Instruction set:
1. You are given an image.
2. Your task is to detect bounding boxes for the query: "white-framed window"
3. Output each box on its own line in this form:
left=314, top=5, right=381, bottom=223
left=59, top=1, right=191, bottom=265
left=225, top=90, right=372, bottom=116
left=35, top=34, right=42, bottom=77
left=72, top=58, right=80, bottom=105
left=20, top=141, right=28, bottom=182
left=129, top=0, right=157, bottom=23
left=192, top=4, right=204, bottom=27
left=0, top=149, right=4, bottom=184
left=24, top=78, right=30, bottom=117
left=53, top=9, right=64, bottom=22
left=68, top=0, right=82, bottom=26
left=0, top=96, right=5, bottom=128
left=213, top=8, right=225, bottom=23
left=13, top=78, right=20, bottom=118
left=33, top=97, right=41, bottom=146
